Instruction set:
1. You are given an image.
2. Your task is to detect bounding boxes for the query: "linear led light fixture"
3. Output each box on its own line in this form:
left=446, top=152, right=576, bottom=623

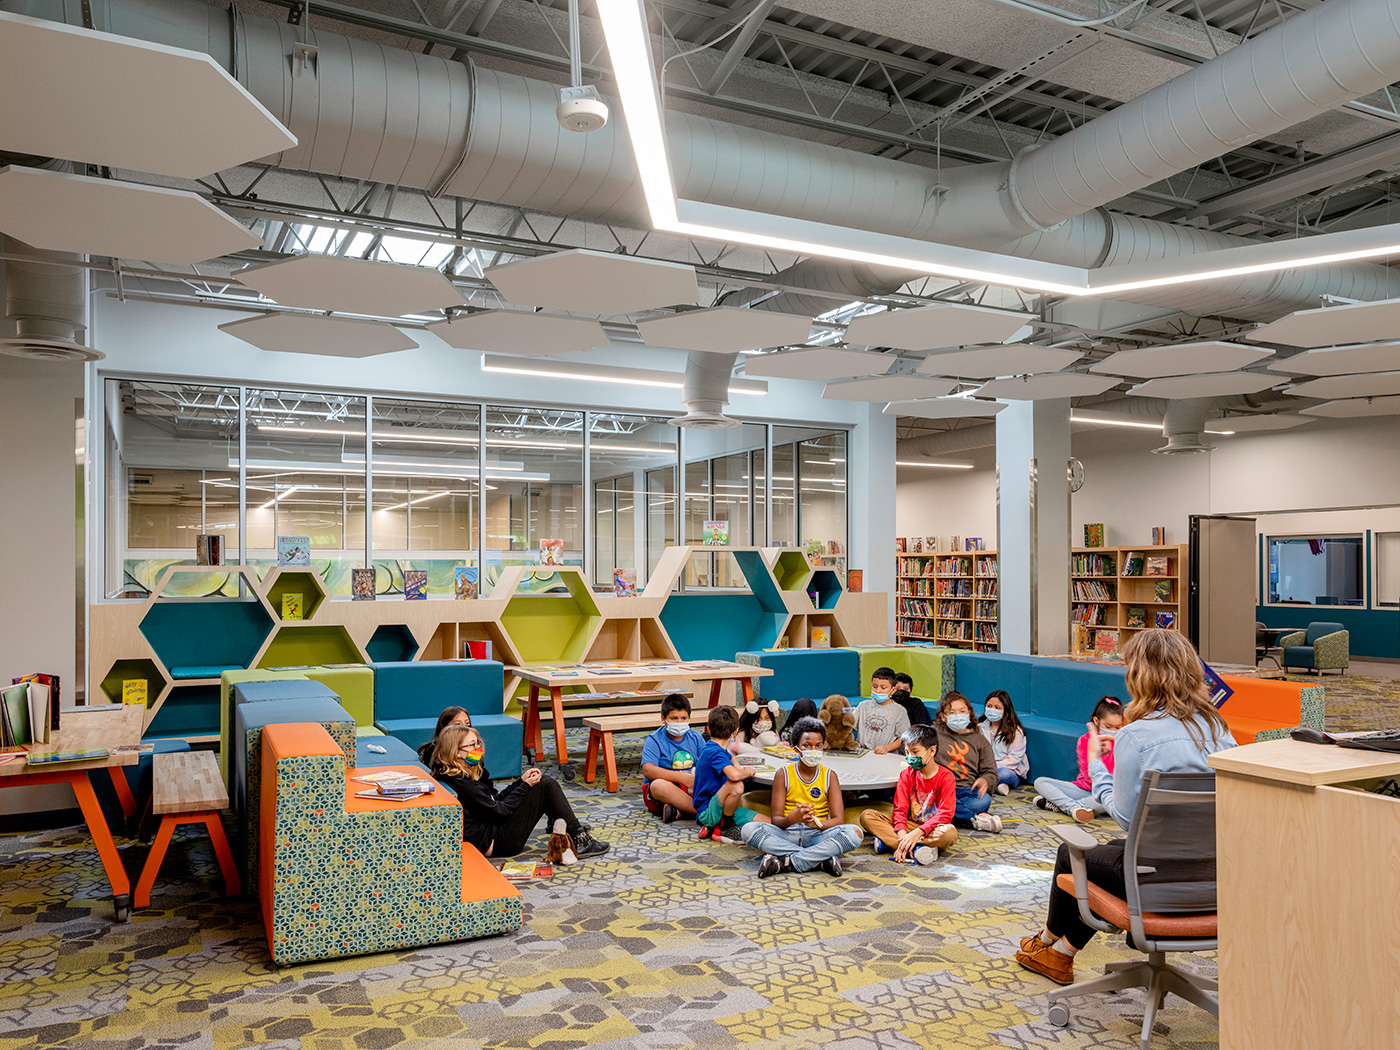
left=481, top=354, right=767, bottom=395
left=596, top=0, right=1400, bottom=297
left=1069, top=413, right=1164, bottom=430
left=255, top=423, right=669, bottom=455
left=894, top=461, right=975, bottom=469
left=231, top=458, right=544, bottom=482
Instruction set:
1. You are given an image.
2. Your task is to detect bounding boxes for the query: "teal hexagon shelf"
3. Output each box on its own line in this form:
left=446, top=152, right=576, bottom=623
left=139, top=566, right=275, bottom=680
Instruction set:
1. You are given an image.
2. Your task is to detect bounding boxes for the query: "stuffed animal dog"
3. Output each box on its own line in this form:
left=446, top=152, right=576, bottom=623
left=546, top=819, right=577, bottom=865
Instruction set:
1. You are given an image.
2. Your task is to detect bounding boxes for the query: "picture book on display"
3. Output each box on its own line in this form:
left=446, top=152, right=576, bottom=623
left=847, top=569, right=863, bottom=592
left=1094, top=629, right=1120, bottom=657
left=1145, top=556, right=1170, bottom=577
left=1151, top=526, right=1167, bottom=545
left=613, top=568, right=637, bottom=597
left=895, top=538, right=906, bottom=554
left=1154, top=580, right=1173, bottom=603
left=1154, top=610, right=1176, bottom=629
left=281, top=592, right=303, bottom=620
left=122, top=679, right=147, bottom=706
left=277, top=536, right=311, bottom=567
left=352, top=568, right=376, bottom=600
left=463, top=639, right=493, bottom=660
left=454, top=566, right=479, bottom=599
left=810, top=625, right=831, bottom=649
left=404, top=570, right=428, bottom=600
left=195, top=533, right=224, bottom=565
left=1121, top=551, right=1145, bottom=577
left=1125, top=607, right=1146, bottom=629
left=539, top=539, right=563, bottom=565
left=702, top=520, right=729, bottom=546
left=1084, top=523, right=1105, bottom=548
left=13, top=674, right=60, bottom=735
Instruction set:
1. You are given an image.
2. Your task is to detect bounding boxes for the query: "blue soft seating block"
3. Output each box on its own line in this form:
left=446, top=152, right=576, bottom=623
left=377, top=713, right=522, bottom=778
left=354, top=733, right=428, bottom=771
left=952, top=653, right=1038, bottom=711
left=1028, top=659, right=1129, bottom=720
left=233, top=679, right=340, bottom=705
left=369, top=660, right=507, bottom=721
left=233, top=695, right=353, bottom=815
left=735, top=649, right=861, bottom=705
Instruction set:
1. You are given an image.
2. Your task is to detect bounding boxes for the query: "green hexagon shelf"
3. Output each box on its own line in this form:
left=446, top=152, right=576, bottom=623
left=97, top=657, right=169, bottom=707
left=771, top=549, right=815, bottom=592
left=495, top=566, right=603, bottom=663
left=257, top=624, right=364, bottom=668
left=261, top=566, right=328, bottom=621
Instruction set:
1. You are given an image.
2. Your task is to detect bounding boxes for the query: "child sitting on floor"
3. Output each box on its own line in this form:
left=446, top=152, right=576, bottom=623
left=891, top=672, right=932, bottom=727
left=417, top=707, right=480, bottom=771
left=732, top=699, right=782, bottom=755
left=979, top=690, right=1029, bottom=794
left=779, top=698, right=819, bottom=744
left=1033, top=696, right=1123, bottom=823
left=855, top=667, right=911, bottom=755
left=692, top=705, right=770, bottom=843
left=934, top=691, right=1003, bottom=833
left=741, top=716, right=863, bottom=877
left=640, top=693, right=707, bottom=824
left=859, top=724, right=957, bottom=865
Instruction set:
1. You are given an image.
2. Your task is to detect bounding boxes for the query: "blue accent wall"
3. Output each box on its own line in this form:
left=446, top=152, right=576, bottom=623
left=1256, top=605, right=1400, bottom=659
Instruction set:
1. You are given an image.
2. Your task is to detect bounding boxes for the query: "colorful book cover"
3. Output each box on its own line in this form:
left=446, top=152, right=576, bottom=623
left=1201, top=660, right=1234, bottom=708
left=454, top=566, right=479, bottom=599
left=810, top=625, right=831, bottom=649
left=1122, top=551, right=1144, bottom=576
left=195, top=533, right=224, bottom=565
left=703, top=521, right=729, bottom=546
left=1126, top=607, right=1146, bottom=628
left=1084, top=523, right=1105, bottom=548
left=1094, top=630, right=1120, bottom=657
left=281, top=592, right=303, bottom=620
left=847, top=569, right=863, bottom=592
left=910, top=536, right=924, bottom=553
left=613, top=568, right=637, bottom=597
left=1151, top=526, right=1166, bottom=545
left=463, top=639, right=493, bottom=661
left=277, top=536, right=311, bottom=567
left=1145, top=556, right=1170, bottom=576
left=895, top=537, right=906, bottom=553
left=1154, top=610, right=1176, bottom=629
left=352, top=568, right=376, bottom=600
left=539, top=539, right=563, bottom=565
left=404, top=570, right=428, bottom=600
left=1154, top=580, right=1173, bottom=603
left=122, top=679, right=147, bottom=706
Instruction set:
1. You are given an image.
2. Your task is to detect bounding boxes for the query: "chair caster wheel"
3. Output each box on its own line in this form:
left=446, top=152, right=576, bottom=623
left=1047, top=1003, right=1070, bottom=1027
left=113, top=894, right=131, bottom=923
left=559, top=764, right=576, bottom=782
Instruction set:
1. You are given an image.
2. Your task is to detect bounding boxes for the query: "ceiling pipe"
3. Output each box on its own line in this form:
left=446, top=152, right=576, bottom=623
left=1153, top=399, right=1216, bottom=455
left=670, top=352, right=741, bottom=429
left=0, top=234, right=101, bottom=362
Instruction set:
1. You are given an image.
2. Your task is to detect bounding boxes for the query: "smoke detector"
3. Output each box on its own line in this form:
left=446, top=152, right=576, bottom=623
left=0, top=337, right=104, bottom=362
left=1151, top=432, right=1215, bottom=455
left=557, top=85, right=609, bottom=132
left=669, top=407, right=740, bottom=430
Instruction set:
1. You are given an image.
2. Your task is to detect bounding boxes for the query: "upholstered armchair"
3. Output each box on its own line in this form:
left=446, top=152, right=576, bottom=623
left=1278, top=622, right=1349, bottom=674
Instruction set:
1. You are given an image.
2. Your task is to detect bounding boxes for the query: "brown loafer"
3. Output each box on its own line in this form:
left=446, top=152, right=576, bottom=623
left=1015, top=941, right=1075, bottom=986
left=1019, top=933, right=1050, bottom=955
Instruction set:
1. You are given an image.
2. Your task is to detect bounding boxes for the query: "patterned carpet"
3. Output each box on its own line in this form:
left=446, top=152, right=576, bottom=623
left=4, top=676, right=1396, bottom=1050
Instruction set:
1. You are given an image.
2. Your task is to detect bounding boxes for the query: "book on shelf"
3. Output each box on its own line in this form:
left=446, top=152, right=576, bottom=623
left=404, top=570, right=428, bottom=600
left=122, top=678, right=147, bottom=706
left=846, top=569, right=863, bottom=592
left=351, top=568, right=376, bottom=600
left=613, top=568, right=637, bottom=597
left=895, top=537, right=906, bottom=553
left=1145, top=556, right=1170, bottom=577
left=539, top=539, right=564, bottom=565
left=1151, top=526, right=1167, bottom=545
left=1084, top=523, right=1105, bottom=548
left=1154, top=610, right=1177, bottom=629
left=1125, top=607, right=1147, bottom=628
left=965, top=537, right=984, bottom=551
left=1122, top=551, right=1145, bottom=577
left=910, top=536, right=924, bottom=554
left=1073, top=623, right=1093, bottom=655
left=1094, top=630, right=1120, bottom=657
left=1153, top=580, right=1173, bottom=603
left=463, top=640, right=492, bottom=661
left=454, top=566, right=479, bottom=599
left=277, top=535, right=311, bottom=567
left=281, top=592, right=303, bottom=620
left=810, top=626, right=831, bottom=649
left=195, top=533, right=224, bottom=565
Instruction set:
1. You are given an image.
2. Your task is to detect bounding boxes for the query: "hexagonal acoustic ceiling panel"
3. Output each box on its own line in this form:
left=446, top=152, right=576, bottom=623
left=1204, top=414, right=1316, bottom=433
left=1284, top=371, right=1400, bottom=400
left=1300, top=395, right=1400, bottom=418
left=845, top=302, right=1033, bottom=351
left=238, top=255, right=465, bottom=317
left=1127, top=372, right=1282, bottom=399
left=745, top=347, right=894, bottom=381
left=426, top=311, right=608, bottom=356
left=486, top=249, right=699, bottom=315
left=218, top=313, right=418, bottom=357
left=634, top=306, right=812, bottom=353
left=917, top=344, right=1083, bottom=378
left=1244, top=297, right=1400, bottom=348
left=976, top=373, right=1119, bottom=400
left=1267, top=342, right=1400, bottom=376
left=822, top=374, right=959, bottom=402
left=1091, top=340, right=1274, bottom=379
left=0, top=11, right=295, bottom=180
left=0, top=165, right=260, bottom=265
left=883, top=398, right=1008, bottom=419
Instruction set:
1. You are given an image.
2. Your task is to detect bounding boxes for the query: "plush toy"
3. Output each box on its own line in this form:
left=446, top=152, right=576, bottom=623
left=732, top=699, right=783, bottom=754
left=818, top=693, right=858, bottom=751
left=546, top=819, right=577, bottom=865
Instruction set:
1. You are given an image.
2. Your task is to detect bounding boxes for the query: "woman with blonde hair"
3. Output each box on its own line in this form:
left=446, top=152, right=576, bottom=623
left=1015, top=629, right=1237, bottom=986
left=429, top=726, right=608, bottom=859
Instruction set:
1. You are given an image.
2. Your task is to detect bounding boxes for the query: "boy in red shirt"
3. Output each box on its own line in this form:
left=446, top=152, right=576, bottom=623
left=858, top=725, right=958, bottom=865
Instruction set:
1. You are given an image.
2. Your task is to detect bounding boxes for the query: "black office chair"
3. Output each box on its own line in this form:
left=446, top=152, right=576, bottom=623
left=1045, top=771, right=1218, bottom=1050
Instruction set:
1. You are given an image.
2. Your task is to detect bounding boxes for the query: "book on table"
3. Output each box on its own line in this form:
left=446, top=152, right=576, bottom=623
left=1, top=683, right=32, bottom=748
left=27, top=747, right=110, bottom=765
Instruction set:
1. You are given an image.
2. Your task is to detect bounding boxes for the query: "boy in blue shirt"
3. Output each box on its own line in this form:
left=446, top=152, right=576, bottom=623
left=692, top=705, right=769, bottom=843
left=640, top=693, right=707, bottom=823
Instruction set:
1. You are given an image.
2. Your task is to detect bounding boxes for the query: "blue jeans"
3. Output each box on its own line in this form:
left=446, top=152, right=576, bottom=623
left=997, top=768, right=1022, bottom=789
left=741, top=822, right=864, bottom=873
left=1033, top=776, right=1106, bottom=815
left=953, top=785, right=992, bottom=825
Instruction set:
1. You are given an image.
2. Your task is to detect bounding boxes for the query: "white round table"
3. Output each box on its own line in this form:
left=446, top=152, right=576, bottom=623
left=749, top=750, right=907, bottom=791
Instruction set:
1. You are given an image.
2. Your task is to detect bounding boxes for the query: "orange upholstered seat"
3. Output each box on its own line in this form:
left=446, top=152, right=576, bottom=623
left=1055, top=873, right=1218, bottom=938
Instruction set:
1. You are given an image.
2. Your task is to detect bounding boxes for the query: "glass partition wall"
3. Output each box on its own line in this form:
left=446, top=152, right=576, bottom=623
left=105, top=379, right=847, bottom=598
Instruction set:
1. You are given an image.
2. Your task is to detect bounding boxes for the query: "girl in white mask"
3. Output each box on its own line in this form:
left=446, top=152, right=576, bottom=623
left=731, top=699, right=783, bottom=754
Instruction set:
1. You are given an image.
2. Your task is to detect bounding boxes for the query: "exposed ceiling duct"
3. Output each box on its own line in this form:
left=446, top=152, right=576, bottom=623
left=1153, top=399, right=1216, bottom=455
left=670, top=351, right=741, bottom=429
left=0, top=234, right=101, bottom=362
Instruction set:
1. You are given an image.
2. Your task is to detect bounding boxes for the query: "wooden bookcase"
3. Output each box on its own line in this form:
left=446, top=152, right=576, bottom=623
left=895, top=549, right=998, bottom=651
left=1071, top=543, right=1189, bottom=654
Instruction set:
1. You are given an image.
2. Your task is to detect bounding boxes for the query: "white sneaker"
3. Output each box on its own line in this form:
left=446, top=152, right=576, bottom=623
left=996, top=783, right=1011, bottom=796
left=971, top=812, right=1003, bottom=834
left=912, top=846, right=939, bottom=866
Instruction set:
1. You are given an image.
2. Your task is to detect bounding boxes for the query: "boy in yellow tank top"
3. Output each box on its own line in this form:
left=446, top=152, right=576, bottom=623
left=740, top=716, right=864, bottom=877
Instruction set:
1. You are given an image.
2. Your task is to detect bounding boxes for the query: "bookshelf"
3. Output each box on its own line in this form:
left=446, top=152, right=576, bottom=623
left=1071, top=543, right=1189, bottom=655
left=896, top=549, right=998, bottom=651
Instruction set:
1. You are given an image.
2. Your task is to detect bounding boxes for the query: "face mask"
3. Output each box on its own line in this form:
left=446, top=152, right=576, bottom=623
left=872, top=690, right=892, bottom=703
left=462, top=748, right=484, bottom=766
left=985, top=708, right=1003, bottom=722
left=754, top=720, right=772, bottom=734
left=1099, top=726, right=1118, bottom=738
left=665, top=721, right=689, bottom=738
left=799, top=749, right=823, bottom=768
left=946, top=714, right=971, bottom=731
left=905, top=754, right=925, bottom=771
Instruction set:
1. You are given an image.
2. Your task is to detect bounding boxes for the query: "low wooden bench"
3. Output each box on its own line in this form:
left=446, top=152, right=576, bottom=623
left=134, top=750, right=240, bottom=909
left=582, top=709, right=709, bottom=793
left=536, top=689, right=692, bottom=721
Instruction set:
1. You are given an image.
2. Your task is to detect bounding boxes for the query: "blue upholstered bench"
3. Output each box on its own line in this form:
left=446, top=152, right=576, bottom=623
left=733, top=648, right=862, bottom=716
left=371, top=660, right=523, bottom=778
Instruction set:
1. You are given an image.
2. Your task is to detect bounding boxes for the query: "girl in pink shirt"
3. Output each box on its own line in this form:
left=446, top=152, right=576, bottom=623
left=1031, top=697, right=1123, bottom=823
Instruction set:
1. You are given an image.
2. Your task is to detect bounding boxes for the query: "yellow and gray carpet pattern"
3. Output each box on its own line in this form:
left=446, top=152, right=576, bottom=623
left=4, top=676, right=1395, bottom=1050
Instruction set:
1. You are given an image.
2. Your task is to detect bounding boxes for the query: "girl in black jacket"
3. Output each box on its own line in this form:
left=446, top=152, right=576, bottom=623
left=416, top=707, right=491, bottom=780
left=429, top=726, right=609, bottom=859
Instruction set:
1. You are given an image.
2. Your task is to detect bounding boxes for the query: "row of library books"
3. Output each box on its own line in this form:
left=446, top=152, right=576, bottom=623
left=1082, top=525, right=1169, bottom=548
left=0, top=674, right=60, bottom=750
left=896, top=536, right=987, bottom=553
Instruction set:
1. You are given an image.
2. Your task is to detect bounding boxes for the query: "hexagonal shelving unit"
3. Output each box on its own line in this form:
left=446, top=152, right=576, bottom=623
left=261, top=566, right=328, bottom=621
left=496, top=566, right=603, bottom=663
left=656, top=548, right=791, bottom=660
left=421, top=619, right=518, bottom=664
left=97, top=657, right=169, bottom=707
left=139, top=565, right=275, bottom=680
left=809, top=569, right=844, bottom=610
left=256, top=624, right=364, bottom=668
left=365, top=623, right=420, bottom=662
left=771, top=549, right=815, bottom=592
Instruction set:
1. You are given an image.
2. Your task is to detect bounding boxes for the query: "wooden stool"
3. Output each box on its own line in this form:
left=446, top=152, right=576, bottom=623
left=134, top=751, right=240, bottom=909
left=582, top=709, right=709, bottom=793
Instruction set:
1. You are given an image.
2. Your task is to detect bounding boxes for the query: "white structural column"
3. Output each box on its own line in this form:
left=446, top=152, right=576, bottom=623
left=996, top=400, right=1071, bottom=655
left=850, top=404, right=898, bottom=635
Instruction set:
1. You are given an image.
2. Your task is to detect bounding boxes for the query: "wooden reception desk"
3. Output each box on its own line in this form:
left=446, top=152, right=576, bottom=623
left=1209, top=738, right=1400, bottom=1050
